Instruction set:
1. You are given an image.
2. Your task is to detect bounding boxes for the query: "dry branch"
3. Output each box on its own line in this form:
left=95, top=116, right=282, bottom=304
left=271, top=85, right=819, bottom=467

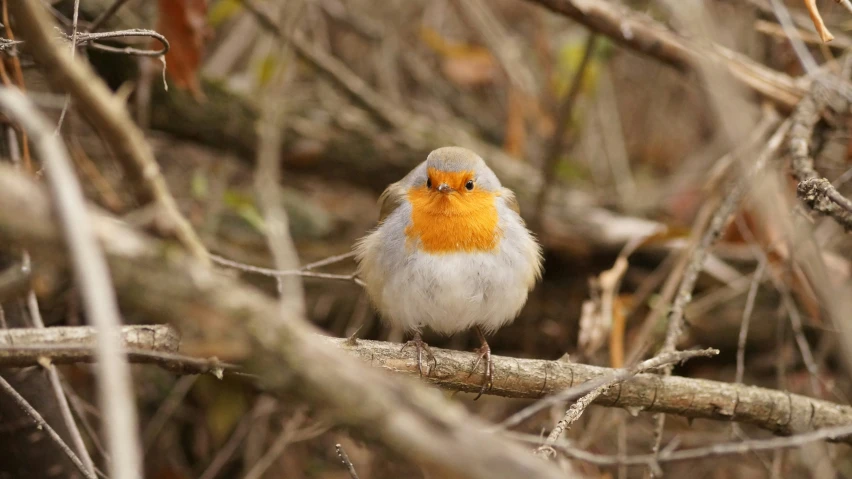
left=524, top=0, right=806, bottom=109
left=0, top=324, right=179, bottom=350
left=789, top=79, right=852, bottom=231
left=0, top=163, right=568, bottom=479
left=0, top=325, right=231, bottom=375
left=329, top=338, right=852, bottom=443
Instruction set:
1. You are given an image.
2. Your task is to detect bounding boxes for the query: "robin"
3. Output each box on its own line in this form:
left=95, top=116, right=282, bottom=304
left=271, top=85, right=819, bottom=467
left=355, top=146, right=543, bottom=398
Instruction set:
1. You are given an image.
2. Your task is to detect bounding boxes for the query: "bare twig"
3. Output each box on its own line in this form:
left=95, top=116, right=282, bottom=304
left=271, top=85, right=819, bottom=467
left=0, top=87, right=141, bottom=479
left=242, top=410, right=328, bottom=479
left=662, top=119, right=793, bottom=355
left=549, top=423, right=852, bottom=467
left=9, top=1, right=209, bottom=263
left=54, top=0, right=80, bottom=132
left=211, top=253, right=364, bottom=286
left=336, top=444, right=360, bottom=479
left=789, top=80, right=852, bottom=230
left=66, top=29, right=170, bottom=57
left=22, top=269, right=96, bottom=476
left=735, top=258, right=768, bottom=385
left=0, top=374, right=96, bottom=479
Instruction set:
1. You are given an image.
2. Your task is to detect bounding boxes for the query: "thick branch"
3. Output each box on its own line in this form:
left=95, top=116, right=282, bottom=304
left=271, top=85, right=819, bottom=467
left=329, top=338, right=852, bottom=443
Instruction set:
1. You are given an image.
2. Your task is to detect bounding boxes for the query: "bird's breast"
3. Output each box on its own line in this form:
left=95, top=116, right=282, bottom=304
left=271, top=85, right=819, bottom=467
left=404, top=186, right=501, bottom=253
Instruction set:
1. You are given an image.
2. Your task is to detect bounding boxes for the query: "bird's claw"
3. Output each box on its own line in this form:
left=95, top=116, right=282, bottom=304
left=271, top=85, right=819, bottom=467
left=401, top=335, right=437, bottom=377
left=468, top=342, right=493, bottom=401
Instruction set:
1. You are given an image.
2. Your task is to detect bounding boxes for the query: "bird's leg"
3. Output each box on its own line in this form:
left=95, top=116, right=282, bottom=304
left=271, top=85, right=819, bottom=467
left=400, top=331, right=437, bottom=377
left=469, top=326, right=493, bottom=400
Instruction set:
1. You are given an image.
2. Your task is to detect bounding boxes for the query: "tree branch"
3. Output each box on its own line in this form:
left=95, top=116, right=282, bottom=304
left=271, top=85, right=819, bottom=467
left=789, top=79, right=852, bottom=231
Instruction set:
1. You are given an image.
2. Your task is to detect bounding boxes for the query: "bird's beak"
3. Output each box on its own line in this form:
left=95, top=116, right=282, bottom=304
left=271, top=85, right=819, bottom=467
left=437, top=183, right=454, bottom=194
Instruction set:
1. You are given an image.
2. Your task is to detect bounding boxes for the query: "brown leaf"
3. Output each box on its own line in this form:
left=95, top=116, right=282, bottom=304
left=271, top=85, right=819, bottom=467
left=419, top=26, right=497, bottom=87
left=155, top=0, right=210, bottom=101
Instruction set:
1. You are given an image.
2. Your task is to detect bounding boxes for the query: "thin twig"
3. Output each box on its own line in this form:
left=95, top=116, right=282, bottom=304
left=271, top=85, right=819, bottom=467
left=242, top=410, right=328, bottom=479
left=54, top=0, right=80, bottom=132
left=661, top=119, right=793, bottom=355
left=735, top=257, right=768, bottom=385
left=64, top=29, right=170, bottom=57
left=0, top=374, right=96, bottom=479
left=23, top=262, right=96, bottom=475
left=336, top=444, right=361, bottom=479
left=0, top=87, right=141, bottom=479
left=210, top=253, right=364, bottom=286
left=546, top=423, right=852, bottom=467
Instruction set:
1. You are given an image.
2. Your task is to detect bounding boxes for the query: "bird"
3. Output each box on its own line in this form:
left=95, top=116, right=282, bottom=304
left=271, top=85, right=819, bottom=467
left=355, top=146, right=543, bottom=399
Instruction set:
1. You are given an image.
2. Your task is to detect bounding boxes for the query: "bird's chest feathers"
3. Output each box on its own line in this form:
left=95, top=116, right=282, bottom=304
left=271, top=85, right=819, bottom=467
left=405, top=187, right=501, bottom=253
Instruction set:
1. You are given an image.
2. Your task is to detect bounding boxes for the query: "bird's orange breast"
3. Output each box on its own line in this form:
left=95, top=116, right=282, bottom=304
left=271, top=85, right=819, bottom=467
left=404, top=171, right=501, bottom=254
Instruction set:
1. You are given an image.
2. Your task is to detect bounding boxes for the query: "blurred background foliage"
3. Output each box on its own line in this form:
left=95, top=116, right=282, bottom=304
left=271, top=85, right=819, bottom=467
left=11, top=0, right=852, bottom=477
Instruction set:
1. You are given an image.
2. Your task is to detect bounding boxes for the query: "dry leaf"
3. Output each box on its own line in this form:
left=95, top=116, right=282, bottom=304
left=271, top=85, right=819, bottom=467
left=156, top=0, right=210, bottom=101
left=419, top=26, right=497, bottom=87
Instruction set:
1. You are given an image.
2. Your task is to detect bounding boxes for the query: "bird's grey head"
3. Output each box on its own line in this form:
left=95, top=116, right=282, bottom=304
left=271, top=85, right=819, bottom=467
left=423, top=146, right=501, bottom=192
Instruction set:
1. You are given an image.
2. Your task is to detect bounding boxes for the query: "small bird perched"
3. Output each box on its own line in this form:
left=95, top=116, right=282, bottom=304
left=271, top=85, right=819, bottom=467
left=355, top=146, right=543, bottom=398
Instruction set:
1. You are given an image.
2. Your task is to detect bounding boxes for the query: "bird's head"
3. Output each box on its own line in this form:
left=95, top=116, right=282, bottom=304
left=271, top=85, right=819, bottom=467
left=404, top=147, right=504, bottom=253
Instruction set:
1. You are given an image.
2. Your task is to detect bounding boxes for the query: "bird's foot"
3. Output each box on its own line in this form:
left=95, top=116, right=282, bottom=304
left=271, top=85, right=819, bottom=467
left=468, top=327, right=493, bottom=400
left=400, top=332, right=437, bottom=377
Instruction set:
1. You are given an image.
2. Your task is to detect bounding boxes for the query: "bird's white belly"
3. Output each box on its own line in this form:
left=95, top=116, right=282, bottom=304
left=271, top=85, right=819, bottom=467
left=379, top=248, right=529, bottom=335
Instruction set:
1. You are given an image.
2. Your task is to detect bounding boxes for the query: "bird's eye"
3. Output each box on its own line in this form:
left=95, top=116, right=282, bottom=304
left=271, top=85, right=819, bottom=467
left=426, top=178, right=432, bottom=188
left=465, top=180, right=474, bottom=191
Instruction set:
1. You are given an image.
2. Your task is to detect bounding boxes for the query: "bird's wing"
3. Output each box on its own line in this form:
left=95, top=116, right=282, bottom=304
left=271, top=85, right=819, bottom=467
left=378, top=182, right=407, bottom=223
left=501, top=187, right=521, bottom=215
